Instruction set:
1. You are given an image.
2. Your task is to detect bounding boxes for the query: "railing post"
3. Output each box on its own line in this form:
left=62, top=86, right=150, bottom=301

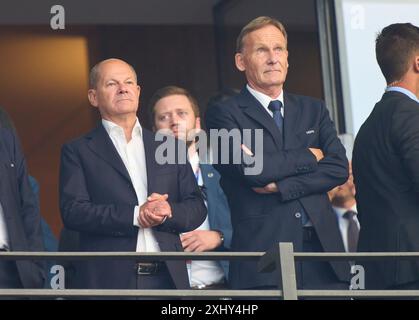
left=278, top=242, right=298, bottom=300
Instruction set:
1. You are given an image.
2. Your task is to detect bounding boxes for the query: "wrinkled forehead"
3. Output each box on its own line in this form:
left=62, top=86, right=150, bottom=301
left=244, top=25, right=287, bottom=47
left=97, top=60, right=137, bottom=83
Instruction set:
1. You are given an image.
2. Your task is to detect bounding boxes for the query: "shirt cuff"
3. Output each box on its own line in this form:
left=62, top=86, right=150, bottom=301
left=133, top=205, right=141, bottom=228
left=133, top=203, right=168, bottom=228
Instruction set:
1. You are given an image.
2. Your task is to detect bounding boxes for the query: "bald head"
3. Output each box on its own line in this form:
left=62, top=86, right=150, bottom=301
left=87, top=58, right=141, bottom=123
left=89, top=58, right=138, bottom=89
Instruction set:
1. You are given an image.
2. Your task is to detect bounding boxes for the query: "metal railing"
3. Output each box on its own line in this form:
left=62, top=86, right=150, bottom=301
left=259, top=243, right=419, bottom=299
left=1, top=243, right=419, bottom=299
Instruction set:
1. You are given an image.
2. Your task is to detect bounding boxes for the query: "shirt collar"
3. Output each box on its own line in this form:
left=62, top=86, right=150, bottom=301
left=246, top=84, right=284, bottom=109
left=333, top=204, right=357, bottom=218
left=188, top=150, right=200, bottom=174
left=102, top=117, right=142, bottom=139
left=386, top=86, right=419, bottom=103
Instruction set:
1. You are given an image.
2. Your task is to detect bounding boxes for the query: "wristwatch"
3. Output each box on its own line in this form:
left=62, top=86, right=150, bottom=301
left=214, top=229, right=225, bottom=246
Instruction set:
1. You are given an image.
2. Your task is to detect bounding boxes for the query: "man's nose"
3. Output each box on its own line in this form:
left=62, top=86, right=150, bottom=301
left=267, top=50, right=279, bottom=64
left=170, top=113, right=181, bottom=124
left=118, top=84, right=129, bottom=93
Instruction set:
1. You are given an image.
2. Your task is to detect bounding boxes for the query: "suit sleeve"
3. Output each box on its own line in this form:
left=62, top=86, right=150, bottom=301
left=391, top=100, right=419, bottom=192
left=277, top=103, right=349, bottom=201
left=157, top=162, right=207, bottom=234
left=205, top=102, right=318, bottom=187
left=12, top=132, right=45, bottom=251
left=11, top=131, right=46, bottom=285
left=59, top=143, right=138, bottom=237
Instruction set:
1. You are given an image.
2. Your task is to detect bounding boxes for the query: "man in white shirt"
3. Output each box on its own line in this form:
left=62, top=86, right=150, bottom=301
left=149, top=86, right=232, bottom=290
left=59, top=59, right=206, bottom=293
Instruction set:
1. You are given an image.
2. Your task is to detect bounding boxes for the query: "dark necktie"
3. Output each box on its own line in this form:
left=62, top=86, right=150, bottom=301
left=195, top=167, right=207, bottom=203
left=344, top=210, right=359, bottom=252
left=268, top=100, right=308, bottom=224
left=198, top=185, right=207, bottom=203
left=268, top=100, right=283, bottom=132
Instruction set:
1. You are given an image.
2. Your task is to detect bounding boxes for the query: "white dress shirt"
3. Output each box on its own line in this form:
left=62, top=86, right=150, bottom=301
left=185, top=152, right=225, bottom=287
left=0, top=202, right=10, bottom=250
left=333, top=204, right=360, bottom=253
left=102, top=118, right=160, bottom=253
left=247, top=84, right=284, bottom=117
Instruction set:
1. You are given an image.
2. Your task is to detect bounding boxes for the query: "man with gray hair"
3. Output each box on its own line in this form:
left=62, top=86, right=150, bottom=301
left=206, top=16, right=349, bottom=292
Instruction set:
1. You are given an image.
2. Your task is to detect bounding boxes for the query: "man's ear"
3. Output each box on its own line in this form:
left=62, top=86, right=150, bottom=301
left=414, top=55, right=419, bottom=73
left=235, top=53, right=246, bottom=72
left=88, top=89, right=98, bottom=107
left=195, top=117, right=201, bottom=130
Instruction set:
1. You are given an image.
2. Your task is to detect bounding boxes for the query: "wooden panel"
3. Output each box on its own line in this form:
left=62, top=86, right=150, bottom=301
left=0, top=30, right=96, bottom=236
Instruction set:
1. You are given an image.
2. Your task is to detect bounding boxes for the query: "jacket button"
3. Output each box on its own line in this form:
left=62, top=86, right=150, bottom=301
left=295, top=212, right=302, bottom=219
left=208, top=173, right=214, bottom=178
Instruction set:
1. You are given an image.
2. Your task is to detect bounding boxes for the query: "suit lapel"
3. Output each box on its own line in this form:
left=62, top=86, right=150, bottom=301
left=283, top=92, right=301, bottom=150
left=200, top=163, right=216, bottom=190
left=86, top=124, right=132, bottom=184
left=238, top=88, right=283, bottom=150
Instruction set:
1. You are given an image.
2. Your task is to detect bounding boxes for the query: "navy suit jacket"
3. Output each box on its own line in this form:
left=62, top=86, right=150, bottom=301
left=205, top=88, right=349, bottom=289
left=353, top=91, right=419, bottom=289
left=59, top=124, right=206, bottom=289
left=200, top=163, right=232, bottom=277
left=0, top=128, right=45, bottom=288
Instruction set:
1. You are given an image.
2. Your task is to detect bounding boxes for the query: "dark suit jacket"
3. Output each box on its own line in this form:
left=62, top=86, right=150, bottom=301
left=0, top=128, right=45, bottom=288
left=353, top=91, right=419, bottom=289
left=28, top=176, right=58, bottom=288
left=59, top=124, right=206, bottom=289
left=205, top=88, right=349, bottom=289
left=200, top=163, right=232, bottom=277
left=28, top=176, right=58, bottom=253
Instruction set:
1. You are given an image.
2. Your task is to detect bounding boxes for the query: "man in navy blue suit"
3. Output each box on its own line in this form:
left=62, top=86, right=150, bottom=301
left=206, top=16, right=350, bottom=291
left=0, top=126, right=45, bottom=289
left=353, top=23, right=419, bottom=290
left=149, top=86, right=232, bottom=290
left=59, top=59, right=206, bottom=292
left=0, top=107, right=58, bottom=288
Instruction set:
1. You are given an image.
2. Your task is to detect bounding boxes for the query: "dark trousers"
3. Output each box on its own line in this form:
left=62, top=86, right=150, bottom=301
left=385, top=281, right=419, bottom=300
left=0, top=260, right=22, bottom=289
left=297, top=227, right=348, bottom=291
left=388, top=281, right=419, bottom=290
left=136, top=262, right=176, bottom=300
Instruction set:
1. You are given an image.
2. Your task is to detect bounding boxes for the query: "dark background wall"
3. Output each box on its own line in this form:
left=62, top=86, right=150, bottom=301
left=94, top=26, right=323, bottom=130
left=0, top=1, right=323, bottom=237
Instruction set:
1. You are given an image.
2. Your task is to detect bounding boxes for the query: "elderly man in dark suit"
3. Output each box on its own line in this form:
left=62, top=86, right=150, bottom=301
left=206, top=16, right=349, bottom=291
left=353, top=23, right=419, bottom=290
left=59, top=58, right=206, bottom=292
left=0, top=123, right=45, bottom=289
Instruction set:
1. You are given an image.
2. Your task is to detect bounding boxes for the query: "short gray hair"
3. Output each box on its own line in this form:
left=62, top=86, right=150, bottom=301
left=236, top=16, right=288, bottom=53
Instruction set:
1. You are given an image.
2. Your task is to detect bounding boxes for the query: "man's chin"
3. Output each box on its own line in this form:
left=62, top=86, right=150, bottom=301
left=114, top=104, right=138, bottom=114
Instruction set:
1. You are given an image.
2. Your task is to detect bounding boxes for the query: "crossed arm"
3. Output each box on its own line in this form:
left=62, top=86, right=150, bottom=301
left=252, top=147, right=324, bottom=194
left=205, top=101, right=348, bottom=200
